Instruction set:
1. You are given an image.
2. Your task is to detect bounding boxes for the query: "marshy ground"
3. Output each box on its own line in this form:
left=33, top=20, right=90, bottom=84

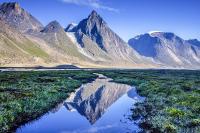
left=99, top=70, right=200, bottom=132
left=0, top=69, right=200, bottom=133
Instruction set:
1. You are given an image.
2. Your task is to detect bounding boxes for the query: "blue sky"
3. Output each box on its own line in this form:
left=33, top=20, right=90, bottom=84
left=1, top=0, right=200, bottom=41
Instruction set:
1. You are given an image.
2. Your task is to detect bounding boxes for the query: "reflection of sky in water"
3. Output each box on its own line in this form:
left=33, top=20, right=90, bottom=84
left=17, top=76, right=143, bottom=133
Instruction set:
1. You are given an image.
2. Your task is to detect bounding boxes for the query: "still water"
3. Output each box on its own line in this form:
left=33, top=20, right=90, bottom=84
left=17, top=74, right=144, bottom=133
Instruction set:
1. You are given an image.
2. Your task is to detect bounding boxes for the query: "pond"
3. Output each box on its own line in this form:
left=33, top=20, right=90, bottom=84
left=16, top=74, right=144, bottom=133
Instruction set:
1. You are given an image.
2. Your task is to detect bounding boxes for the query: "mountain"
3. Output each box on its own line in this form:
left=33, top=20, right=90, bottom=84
left=72, top=10, right=108, bottom=51
left=0, top=2, right=43, bottom=33
left=0, top=2, right=154, bottom=68
left=0, top=3, right=91, bottom=67
left=69, top=10, right=152, bottom=66
left=65, top=23, right=77, bottom=32
left=0, top=1, right=159, bottom=68
left=128, top=32, right=200, bottom=68
left=128, top=33, right=159, bottom=58
left=187, top=39, right=200, bottom=47
left=27, top=20, right=104, bottom=67
left=0, top=2, right=199, bottom=69
left=41, top=20, right=64, bottom=33
left=0, top=18, right=48, bottom=66
left=37, top=20, right=74, bottom=49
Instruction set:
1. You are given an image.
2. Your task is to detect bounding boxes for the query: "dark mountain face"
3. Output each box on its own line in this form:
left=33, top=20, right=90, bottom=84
left=70, top=10, right=145, bottom=64
left=187, top=39, right=200, bottom=47
left=73, top=10, right=107, bottom=50
left=65, top=23, right=77, bottom=32
left=0, top=2, right=43, bottom=33
left=72, top=10, right=130, bottom=52
left=153, top=32, right=175, bottom=40
left=128, top=34, right=159, bottom=57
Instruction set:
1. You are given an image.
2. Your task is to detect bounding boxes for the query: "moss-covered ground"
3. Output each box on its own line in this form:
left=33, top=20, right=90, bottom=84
left=0, top=70, right=97, bottom=133
left=1, top=69, right=200, bottom=133
left=98, top=69, right=200, bottom=133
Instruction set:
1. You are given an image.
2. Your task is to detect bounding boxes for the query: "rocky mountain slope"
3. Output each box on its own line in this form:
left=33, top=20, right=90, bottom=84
left=128, top=32, right=200, bottom=68
left=0, top=2, right=95, bottom=67
left=0, top=2, right=155, bottom=68
left=0, top=18, right=48, bottom=66
left=0, top=2, right=43, bottom=33
left=68, top=11, right=151, bottom=66
left=0, top=2, right=199, bottom=69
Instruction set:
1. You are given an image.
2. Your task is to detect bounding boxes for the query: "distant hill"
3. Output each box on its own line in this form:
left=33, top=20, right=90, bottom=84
left=128, top=32, right=200, bottom=68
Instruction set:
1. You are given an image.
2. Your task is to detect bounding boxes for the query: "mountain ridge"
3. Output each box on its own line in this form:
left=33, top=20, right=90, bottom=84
left=70, top=10, right=152, bottom=66
left=0, top=2, right=199, bottom=69
left=128, top=32, right=200, bottom=68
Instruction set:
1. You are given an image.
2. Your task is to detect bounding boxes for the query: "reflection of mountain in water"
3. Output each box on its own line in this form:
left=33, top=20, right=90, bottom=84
left=64, top=75, right=133, bottom=124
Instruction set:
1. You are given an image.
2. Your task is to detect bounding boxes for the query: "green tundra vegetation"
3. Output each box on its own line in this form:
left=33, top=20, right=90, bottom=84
left=0, top=70, right=200, bottom=133
left=0, top=70, right=97, bottom=133
left=99, top=70, right=200, bottom=133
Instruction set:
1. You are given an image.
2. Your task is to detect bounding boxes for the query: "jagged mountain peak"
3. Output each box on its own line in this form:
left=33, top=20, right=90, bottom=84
left=73, top=10, right=109, bottom=50
left=77, top=10, right=106, bottom=32
left=87, top=10, right=106, bottom=25
left=0, top=2, right=20, bottom=10
left=89, top=10, right=100, bottom=19
left=41, top=20, right=63, bottom=33
left=0, top=2, right=23, bottom=16
left=70, top=10, right=144, bottom=64
left=65, top=23, right=77, bottom=32
left=90, top=10, right=98, bottom=16
left=0, top=2, right=43, bottom=33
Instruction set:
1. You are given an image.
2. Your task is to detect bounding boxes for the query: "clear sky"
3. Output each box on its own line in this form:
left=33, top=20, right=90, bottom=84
left=1, top=0, right=200, bottom=41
